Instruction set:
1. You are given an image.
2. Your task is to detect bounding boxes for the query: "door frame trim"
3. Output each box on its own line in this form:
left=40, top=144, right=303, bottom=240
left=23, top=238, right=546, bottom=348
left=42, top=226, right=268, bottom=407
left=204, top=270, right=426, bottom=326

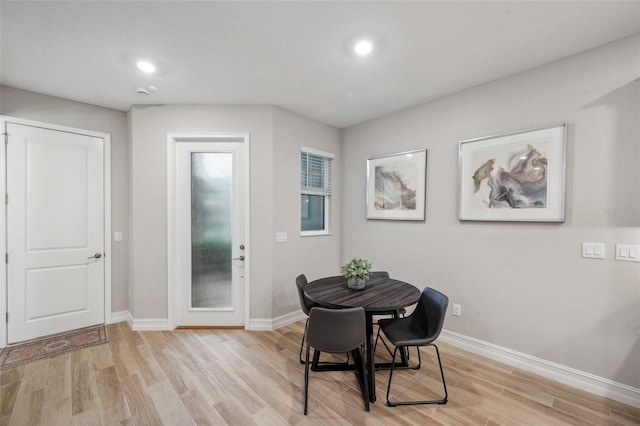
left=166, top=132, right=251, bottom=329
left=0, top=116, right=112, bottom=348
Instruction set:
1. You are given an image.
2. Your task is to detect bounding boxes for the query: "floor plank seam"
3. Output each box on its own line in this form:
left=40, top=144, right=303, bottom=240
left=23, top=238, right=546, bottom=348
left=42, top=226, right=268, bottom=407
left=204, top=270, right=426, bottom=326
left=4, top=321, right=640, bottom=426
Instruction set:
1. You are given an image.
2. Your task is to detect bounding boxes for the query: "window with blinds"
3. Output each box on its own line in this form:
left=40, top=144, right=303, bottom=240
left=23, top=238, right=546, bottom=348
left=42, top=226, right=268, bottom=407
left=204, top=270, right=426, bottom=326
left=300, top=147, right=334, bottom=235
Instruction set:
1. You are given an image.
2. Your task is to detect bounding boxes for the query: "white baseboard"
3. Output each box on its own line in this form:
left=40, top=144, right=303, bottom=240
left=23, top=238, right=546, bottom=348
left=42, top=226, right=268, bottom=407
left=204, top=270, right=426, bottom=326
left=130, top=317, right=171, bottom=331
left=107, top=311, right=170, bottom=331
left=247, top=310, right=306, bottom=331
left=440, top=329, right=640, bottom=409
left=108, top=310, right=306, bottom=332
left=108, top=310, right=132, bottom=326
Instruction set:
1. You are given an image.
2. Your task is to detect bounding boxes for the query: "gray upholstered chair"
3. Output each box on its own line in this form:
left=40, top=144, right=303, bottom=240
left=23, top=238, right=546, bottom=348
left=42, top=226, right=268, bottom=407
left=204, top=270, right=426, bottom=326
left=296, top=274, right=350, bottom=366
left=377, top=287, right=449, bottom=407
left=303, top=307, right=369, bottom=415
left=295, top=274, right=317, bottom=364
left=368, top=270, right=390, bottom=281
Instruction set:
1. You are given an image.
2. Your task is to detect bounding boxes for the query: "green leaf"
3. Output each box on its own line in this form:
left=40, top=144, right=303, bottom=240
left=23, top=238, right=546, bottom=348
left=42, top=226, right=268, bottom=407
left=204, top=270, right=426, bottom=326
left=341, top=257, right=373, bottom=280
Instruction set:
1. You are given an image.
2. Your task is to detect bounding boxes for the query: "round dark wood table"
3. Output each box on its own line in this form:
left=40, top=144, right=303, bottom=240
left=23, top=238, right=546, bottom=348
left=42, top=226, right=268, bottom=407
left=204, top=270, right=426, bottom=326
left=304, top=275, right=420, bottom=403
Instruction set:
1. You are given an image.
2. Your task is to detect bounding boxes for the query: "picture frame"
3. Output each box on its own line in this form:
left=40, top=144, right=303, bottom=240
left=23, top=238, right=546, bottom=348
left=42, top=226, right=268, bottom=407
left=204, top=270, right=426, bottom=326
left=458, top=124, right=566, bottom=222
left=366, top=149, right=427, bottom=221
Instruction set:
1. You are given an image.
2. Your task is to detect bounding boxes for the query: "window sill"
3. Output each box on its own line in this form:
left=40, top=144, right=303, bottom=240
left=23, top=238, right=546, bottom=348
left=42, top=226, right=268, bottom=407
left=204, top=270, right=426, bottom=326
left=300, top=231, right=333, bottom=237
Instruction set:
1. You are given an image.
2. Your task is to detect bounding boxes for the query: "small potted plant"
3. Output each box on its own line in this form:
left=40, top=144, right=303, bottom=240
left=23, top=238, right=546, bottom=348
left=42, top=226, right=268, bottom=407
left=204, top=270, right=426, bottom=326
left=341, top=257, right=372, bottom=290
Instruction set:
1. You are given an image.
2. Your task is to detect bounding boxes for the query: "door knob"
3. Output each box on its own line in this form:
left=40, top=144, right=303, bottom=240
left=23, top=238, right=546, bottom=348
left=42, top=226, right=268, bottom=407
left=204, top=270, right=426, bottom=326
left=233, top=255, right=245, bottom=261
left=88, top=253, right=102, bottom=259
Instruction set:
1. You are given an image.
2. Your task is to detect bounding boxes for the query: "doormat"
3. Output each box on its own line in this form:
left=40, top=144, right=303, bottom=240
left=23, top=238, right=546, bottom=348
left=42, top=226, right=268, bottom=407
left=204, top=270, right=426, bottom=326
left=0, top=325, right=108, bottom=370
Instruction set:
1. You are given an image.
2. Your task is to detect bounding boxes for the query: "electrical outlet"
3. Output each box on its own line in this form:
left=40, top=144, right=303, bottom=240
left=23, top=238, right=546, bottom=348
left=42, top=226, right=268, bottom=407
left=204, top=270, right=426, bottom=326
left=452, top=304, right=462, bottom=317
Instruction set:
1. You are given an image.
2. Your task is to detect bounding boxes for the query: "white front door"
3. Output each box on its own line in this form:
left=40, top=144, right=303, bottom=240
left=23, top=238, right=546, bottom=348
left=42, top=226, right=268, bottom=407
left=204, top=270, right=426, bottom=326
left=6, top=123, right=105, bottom=343
left=174, top=139, right=246, bottom=327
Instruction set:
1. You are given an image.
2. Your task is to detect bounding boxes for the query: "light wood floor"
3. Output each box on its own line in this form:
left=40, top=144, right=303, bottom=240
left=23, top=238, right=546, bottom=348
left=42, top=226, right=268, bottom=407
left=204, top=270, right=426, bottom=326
left=0, top=321, right=638, bottom=425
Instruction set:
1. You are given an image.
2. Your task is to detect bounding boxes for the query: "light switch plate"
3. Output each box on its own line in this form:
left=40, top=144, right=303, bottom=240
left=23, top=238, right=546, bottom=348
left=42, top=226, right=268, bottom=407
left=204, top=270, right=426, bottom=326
left=615, top=244, right=640, bottom=262
left=275, top=232, right=287, bottom=243
left=582, top=242, right=605, bottom=259
left=114, top=231, right=123, bottom=242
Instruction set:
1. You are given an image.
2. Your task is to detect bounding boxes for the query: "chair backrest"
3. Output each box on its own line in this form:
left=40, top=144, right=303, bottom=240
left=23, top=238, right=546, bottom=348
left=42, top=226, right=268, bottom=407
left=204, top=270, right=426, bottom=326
left=409, top=287, right=449, bottom=342
left=367, top=271, right=390, bottom=281
left=296, top=274, right=314, bottom=315
left=306, top=307, right=366, bottom=353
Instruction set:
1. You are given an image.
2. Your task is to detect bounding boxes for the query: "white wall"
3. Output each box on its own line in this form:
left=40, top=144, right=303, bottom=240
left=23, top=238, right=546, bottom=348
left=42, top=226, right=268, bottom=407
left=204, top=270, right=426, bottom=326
left=0, top=91, right=341, bottom=323
left=129, top=105, right=273, bottom=319
left=340, top=35, right=640, bottom=388
left=3, top=34, right=636, bottom=393
left=272, top=107, right=341, bottom=317
left=0, top=86, right=130, bottom=313
left=128, top=104, right=341, bottom=321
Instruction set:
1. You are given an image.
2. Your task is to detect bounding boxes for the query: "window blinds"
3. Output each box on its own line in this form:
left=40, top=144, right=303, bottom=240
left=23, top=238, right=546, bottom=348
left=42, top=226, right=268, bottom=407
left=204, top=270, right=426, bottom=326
left=301, top=151, right=332, bottom=194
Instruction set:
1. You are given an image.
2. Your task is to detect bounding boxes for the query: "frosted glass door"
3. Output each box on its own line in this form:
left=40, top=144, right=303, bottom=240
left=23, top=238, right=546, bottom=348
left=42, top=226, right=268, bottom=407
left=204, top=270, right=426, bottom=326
left=191, top=153, right=233, bottom=309
left=174, top=139, right=246, bottom=327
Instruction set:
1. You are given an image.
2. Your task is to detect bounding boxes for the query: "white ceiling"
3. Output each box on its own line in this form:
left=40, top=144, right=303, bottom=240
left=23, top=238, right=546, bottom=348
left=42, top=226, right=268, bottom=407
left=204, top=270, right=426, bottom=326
left=1, top=1, right=639, bottom=128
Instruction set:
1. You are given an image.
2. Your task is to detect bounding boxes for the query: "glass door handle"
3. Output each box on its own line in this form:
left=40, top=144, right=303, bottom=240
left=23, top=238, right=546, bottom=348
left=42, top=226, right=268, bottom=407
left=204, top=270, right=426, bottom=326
left=233, top=255, right=245, bottom=261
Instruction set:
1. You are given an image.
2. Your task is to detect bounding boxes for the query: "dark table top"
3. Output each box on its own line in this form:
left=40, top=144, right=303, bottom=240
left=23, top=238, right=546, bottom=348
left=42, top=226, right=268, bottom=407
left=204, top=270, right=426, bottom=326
left=304, top=275, right=421, bottom=314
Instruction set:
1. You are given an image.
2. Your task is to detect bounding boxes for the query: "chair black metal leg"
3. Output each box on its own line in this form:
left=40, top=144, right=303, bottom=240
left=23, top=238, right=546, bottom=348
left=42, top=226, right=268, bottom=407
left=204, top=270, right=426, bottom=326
left=433, top=344, right=448, bottom=403
left=385, top=346, right=399, bottom=406
left=299, top=318, right=309, bottom=364
left=374, top=327, right=394, bottom=358
left=304, top=345, right=311, bottom=415
left=391, top=309, right=411, bottom=363
left=374, top=310, right=404, bottom=356
left=386, top=344, right=447, bottom=407
left=375, top=339, right=420, bottom=371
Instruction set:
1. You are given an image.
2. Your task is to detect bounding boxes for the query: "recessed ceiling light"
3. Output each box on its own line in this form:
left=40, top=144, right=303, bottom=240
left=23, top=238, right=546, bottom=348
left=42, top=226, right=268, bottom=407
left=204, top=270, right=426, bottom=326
left=354, top=40, right=373, bottom=56
left=136, top=60, right=156, bottom=73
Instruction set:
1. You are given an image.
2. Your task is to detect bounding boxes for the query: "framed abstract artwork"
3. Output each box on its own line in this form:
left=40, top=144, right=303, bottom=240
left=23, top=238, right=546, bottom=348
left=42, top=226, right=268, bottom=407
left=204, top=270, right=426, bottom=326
left=366, top=149, right=427, bottom=220
left=458, top=124, right=567, bottom=222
